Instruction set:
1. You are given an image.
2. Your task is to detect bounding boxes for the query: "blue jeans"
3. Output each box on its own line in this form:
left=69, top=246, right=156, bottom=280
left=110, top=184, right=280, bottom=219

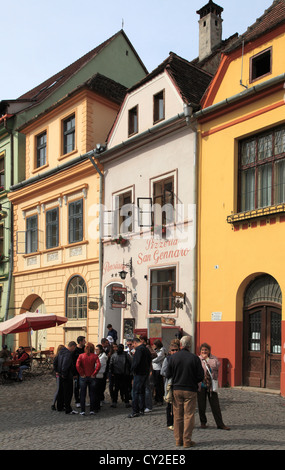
left=18, top=365, right=29, bottom=380
left=132, top=374, right=148, bottom=414
left=79, top=376, right=96, bottom=412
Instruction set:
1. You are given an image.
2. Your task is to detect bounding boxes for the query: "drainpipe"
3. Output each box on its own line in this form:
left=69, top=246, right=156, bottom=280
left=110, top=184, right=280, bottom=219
left=3, top=118, right=14, bottom=347
left=184, top=103, right=197, bottom=353
left=87, top=149, right=104, bottom=341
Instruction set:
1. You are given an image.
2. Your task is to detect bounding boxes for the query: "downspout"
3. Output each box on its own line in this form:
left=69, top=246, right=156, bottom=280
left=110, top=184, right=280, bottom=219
left=87, top=150, right=104, bottom=341
left=3, top=118, right=14, bottom=347
left=184, top=103, right=197, bottom=352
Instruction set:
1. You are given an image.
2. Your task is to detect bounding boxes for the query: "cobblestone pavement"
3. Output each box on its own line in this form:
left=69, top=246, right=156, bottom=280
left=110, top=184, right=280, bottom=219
left=0, top=370, right=284, bottom=452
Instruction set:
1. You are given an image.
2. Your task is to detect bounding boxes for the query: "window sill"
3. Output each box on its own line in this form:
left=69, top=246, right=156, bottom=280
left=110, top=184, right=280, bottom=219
left=32, top=163, right=49, bottom=174
left=227, top=203, right=285, bottom=224
left=58, top=149, right=78, bottom=161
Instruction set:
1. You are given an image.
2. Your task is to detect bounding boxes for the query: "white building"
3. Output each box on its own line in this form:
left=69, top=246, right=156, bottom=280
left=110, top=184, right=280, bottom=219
left=96, top=53, right=212, bottom=349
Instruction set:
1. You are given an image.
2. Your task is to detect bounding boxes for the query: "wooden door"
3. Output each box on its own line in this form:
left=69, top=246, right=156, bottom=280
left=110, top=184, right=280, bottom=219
left=243, top=305, right=281, bottom=389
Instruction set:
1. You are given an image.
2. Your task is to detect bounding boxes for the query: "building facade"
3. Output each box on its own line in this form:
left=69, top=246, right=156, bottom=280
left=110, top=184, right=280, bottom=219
left=98, top=53, right=212, bottom=350
left=196, top=0, right=285, bottom=395
left=8, top=76, right=132, bottom=350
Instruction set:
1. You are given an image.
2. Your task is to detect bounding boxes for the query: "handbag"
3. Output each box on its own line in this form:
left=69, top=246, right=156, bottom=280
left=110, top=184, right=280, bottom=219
left=204, top=362, right=218, bottom=392
left=164, top=382, right=173, bottom=404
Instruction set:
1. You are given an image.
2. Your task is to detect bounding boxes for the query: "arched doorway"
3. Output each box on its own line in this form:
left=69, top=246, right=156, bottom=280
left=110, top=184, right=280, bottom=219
left=243, top=275, right=282, bottom=390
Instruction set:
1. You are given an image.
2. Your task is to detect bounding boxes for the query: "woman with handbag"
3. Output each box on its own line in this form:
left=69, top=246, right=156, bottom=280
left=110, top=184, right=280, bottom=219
left=161, top=339, right=180, bottom=430
left=197, top=343, right=230, bottom=430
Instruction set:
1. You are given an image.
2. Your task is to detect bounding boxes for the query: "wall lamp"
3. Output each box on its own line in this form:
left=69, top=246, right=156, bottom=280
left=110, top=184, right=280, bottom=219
left=118, top=258, right=133, bottom=280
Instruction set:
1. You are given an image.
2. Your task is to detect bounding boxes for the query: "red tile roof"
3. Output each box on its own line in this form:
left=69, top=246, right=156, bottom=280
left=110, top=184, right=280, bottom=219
left=128, top=52, right=213, bottom=108
left=225, top=0, right=285, bottom=53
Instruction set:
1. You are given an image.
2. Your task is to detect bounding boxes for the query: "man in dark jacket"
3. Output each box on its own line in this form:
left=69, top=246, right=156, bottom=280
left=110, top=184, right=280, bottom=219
left=54, top=341, right=77, bottom=414
left=128, top=337, right=152, bottom=418
left=72, top=336, right=86, bottom=408
left=166, top=336, right=204, bottom=448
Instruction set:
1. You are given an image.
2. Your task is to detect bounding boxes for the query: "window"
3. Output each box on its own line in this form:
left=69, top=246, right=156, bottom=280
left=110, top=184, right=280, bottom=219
left=63, top=114, right=75, bottom=154
left=153, top=90, right=165, bottom=123
left=66, top=276, right=87, bottom=319
left=239, top=125, right=285, bottom=212
left=153, top=176, right=174, bottom=226
left=26, top=215, right=38, bottom=254
left=36, top=131, right=47, bottom=168
left=250, top=47, right=272, bottom=83
left=150, top=267, right=176, bottom=313
left=68, top=199, right=83, bottom=244
left=115, top=190, right=133, bottom=234
left=0, top=155, right=4, bottom=190
left=128, top=106, right=138, bottom=136
left=46, top=207, right=59, bottom=249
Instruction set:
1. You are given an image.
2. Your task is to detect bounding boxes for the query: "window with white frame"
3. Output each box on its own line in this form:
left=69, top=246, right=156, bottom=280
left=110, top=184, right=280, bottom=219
left=66, top=275, right=87, bottom=319
left=46, top=207, right=59, bottom=249
left=26, top=215, right=38, bottom=254
left=114, top=188, right=133, bottom=235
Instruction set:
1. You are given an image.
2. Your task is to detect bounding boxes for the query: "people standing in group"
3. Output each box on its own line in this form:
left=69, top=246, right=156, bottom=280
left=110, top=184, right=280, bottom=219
left=53, top=341, right=78, bottom=415
left=51, top=344, right=65, bottom=410
left=94, top=344, right=108, bottom=411
left=197, top=343, right=230, bottom=431
left=165, top=336, right=204, bottom=448
left=161, top=339, right=180, bottom=430
left=107, top=324, right=118, bottom=343
left=152, top=339, right=166, bottom=406
left=72, top=336, right=86, bottom=409
left=109, top=343, right=132, bottom=408
left=128, top=337, right=152, bottom=418
left=76, top=342, right=101, bottom=415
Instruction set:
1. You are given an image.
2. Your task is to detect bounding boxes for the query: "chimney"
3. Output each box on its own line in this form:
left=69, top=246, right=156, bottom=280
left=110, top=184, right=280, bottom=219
left=197, top=0, right=223, bottom=62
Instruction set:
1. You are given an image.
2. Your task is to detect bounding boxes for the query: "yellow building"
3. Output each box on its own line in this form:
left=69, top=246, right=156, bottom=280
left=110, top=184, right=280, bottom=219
left=196, top=0, right=285, bottom=395
left=8, top=75, right=127, bottom=350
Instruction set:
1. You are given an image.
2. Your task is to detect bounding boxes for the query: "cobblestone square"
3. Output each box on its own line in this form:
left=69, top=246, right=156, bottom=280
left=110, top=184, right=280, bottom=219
left=0, top=371, right=284, bottom=452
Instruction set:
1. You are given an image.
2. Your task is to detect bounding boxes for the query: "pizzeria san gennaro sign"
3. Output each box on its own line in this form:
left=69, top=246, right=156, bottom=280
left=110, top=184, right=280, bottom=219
left=111, top=286, right=127, bottom=308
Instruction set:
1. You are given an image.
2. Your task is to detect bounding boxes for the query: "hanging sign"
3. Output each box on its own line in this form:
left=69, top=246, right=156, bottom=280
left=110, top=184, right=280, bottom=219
left=111, top=286, right=127, bottom=308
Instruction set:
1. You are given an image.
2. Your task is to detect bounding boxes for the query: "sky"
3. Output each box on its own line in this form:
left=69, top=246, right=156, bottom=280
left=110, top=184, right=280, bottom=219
left=1, top=0, right=274, bottom=99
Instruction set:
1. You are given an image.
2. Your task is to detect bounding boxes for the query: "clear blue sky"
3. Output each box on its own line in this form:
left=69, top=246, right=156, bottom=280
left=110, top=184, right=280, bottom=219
left=1, top=0, right=273, bottom=99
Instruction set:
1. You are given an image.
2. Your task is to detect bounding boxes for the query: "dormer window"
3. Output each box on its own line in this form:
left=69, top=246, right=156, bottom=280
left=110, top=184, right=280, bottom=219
left=250, top=47, right=272, bottom=83
left=153, top=90, right=165, bottom=124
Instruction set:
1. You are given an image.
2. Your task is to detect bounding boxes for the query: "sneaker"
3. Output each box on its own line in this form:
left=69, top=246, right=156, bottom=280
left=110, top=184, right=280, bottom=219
left=80, top=411, right=86, bottom=416
left=168, top=425, right=174, bottom=430
left=89, top=411, right=95, bottom=415
left=144, top=408, right=152, bottom=413
left=69, top=410, right=79, bottom=415
left=75, top=403, right=81, bottom=408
